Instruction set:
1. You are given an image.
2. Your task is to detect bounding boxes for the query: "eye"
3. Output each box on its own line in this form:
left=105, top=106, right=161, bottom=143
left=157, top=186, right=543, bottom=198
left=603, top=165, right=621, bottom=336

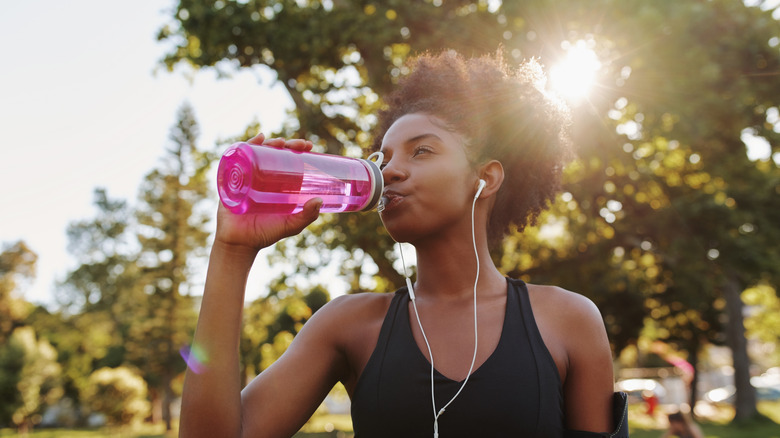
left=412, top=145, right=432, bottom=157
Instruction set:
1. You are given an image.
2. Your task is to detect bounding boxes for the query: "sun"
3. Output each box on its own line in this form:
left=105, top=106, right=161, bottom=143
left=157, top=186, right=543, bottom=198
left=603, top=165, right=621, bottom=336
left=549, top=40, right=602, bottom=103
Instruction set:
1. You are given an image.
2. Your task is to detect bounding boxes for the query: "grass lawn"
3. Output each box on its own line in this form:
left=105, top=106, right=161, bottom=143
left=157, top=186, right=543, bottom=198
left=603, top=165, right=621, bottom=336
left=629, top=421, right=780, bottom=438
left=0, top=425, right=169, bottom=437
left=628, top=400, right=780, bottom=438
left=3, top=402, right=777, bottom=437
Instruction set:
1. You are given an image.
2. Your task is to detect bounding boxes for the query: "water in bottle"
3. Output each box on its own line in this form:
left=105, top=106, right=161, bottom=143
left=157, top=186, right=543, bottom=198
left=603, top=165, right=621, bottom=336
left=217, top=142, right=384, bottom=214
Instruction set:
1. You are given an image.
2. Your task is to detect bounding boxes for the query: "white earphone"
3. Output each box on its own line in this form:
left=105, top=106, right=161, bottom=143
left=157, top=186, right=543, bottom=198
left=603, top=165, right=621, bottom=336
left=475, top=179, right=486, bottom=199
left=394, top=176, right=487, bottom=438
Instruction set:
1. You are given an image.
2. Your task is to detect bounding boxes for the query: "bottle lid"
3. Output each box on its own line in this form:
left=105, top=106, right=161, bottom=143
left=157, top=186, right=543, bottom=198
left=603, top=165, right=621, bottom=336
left=361, top=151, right=385, bottom=211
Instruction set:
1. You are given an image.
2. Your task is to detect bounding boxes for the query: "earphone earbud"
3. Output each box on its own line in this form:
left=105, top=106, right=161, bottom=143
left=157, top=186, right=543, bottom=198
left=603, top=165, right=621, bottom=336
left=475, top=179, right=486, bottom=199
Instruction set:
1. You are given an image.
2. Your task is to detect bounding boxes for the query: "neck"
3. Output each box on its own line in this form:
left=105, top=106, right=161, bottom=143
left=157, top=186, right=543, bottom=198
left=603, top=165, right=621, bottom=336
left=409, top=218, right=504, bottom=302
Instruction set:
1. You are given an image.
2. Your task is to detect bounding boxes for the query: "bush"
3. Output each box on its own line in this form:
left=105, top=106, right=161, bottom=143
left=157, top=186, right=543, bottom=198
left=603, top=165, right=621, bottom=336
left=0, top=326, right=63, bottom=432
left=81, top=367, right=150, bottom=427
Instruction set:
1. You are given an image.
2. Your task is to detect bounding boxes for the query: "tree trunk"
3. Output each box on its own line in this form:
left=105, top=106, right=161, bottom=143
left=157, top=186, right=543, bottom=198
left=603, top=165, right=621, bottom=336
left=162, top=375, right=174, bottom=431
left=688, top=341, right=699, bottom=416
left=723, top=274, right=758, bottom=421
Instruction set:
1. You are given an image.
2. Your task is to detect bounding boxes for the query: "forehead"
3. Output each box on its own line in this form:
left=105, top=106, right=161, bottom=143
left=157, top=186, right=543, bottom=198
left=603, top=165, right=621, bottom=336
left=380, top=113, right=465, bottom=151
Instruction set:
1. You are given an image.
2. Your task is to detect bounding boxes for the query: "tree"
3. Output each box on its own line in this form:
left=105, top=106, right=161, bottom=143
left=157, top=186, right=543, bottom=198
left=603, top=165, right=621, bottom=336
left=58, top=104, right=214, bottom=430
left=0, top=241, right=37, bottom=343
left=130, top=102, right=213, bottom=431
left=59, top=188, right=139, bottom=315
left=0, top=326, right=63, bottom=433
left=81, top=367, right=151, bottom=428
left=59, top=188, right=142, bottom=419
left=240, top=281, right=330, bottom=384
left=518, top=1, right=780, bottom=419
left=159, top=0, right=780, bottom=421
left=742, top=284, right=780, bottom=370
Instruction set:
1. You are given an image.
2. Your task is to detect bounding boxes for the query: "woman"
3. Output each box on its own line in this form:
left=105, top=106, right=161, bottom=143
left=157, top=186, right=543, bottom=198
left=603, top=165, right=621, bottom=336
left=180, top=51, right=628, bottom=438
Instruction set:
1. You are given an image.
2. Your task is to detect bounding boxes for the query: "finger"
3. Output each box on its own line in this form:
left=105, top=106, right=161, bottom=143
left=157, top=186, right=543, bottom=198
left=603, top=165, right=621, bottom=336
left=284, top=139, right=314, bottom=151
left=263, top=137, right=286, bottom=147
left=247, top=133, right=266, bottom=145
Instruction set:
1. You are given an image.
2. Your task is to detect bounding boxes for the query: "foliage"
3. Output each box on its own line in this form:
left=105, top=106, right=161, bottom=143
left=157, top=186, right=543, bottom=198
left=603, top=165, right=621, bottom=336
left=241, top=282, right=330, bottom=382
left=55, top=104, right=214, bottom=430
left=59, top=188, right=140, bottom=315
left=129, top=102, right=213, bottom=431
left=0, top=326, right=63, bottom=432
left=743, top=284, right=780, bottom=368
left=57, top=188, right=142, bottom=420
left=0, top=241, right=37, bottom=343
left=81, top=367, right=150, bottom=427
left=156, top=0, right=521, bottom=296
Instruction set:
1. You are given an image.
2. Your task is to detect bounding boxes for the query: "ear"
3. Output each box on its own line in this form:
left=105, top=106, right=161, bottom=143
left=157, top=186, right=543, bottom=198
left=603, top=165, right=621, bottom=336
left=477, top=160, right=504, bottom=199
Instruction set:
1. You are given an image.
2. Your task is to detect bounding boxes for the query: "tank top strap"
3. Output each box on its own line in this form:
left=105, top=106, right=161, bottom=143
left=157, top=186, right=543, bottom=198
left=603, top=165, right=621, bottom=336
left=350, top=288, right=408, bottom=407
left=508, top=277, right=564, bottom=432
left=372, top=288, right=408, bottom=355
left=509, top=278, right=560, bottom=376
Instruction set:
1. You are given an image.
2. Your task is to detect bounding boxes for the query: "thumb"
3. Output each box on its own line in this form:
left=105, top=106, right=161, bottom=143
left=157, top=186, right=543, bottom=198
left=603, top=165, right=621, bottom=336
left=301, top=197, right=323, bottom=221
left=285, top=197, right=322, bottom=235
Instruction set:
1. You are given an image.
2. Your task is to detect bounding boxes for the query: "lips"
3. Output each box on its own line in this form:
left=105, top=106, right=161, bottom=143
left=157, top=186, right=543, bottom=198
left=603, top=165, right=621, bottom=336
left=380, top=190, right=404, bottom=212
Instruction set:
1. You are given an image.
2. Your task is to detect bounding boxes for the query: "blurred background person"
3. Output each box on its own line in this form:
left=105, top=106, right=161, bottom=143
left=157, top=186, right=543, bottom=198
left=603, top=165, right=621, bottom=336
left=660, top=412, right=703, bottom=438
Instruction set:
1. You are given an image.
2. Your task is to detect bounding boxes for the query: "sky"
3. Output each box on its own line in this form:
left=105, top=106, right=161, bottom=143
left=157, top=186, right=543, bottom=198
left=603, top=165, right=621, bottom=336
left=0, top=0, right=295, bottom=306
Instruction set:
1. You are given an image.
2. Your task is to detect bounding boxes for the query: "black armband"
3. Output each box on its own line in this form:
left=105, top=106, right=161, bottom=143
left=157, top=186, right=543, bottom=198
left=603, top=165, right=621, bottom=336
left=564, top=392, right=629, bottom=438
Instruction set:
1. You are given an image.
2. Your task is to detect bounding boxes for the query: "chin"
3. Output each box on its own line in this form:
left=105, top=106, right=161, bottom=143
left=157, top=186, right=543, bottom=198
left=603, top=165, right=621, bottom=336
left=380, top=219, right=419, bottom=244
left=387, top=225, right=437, bottom=247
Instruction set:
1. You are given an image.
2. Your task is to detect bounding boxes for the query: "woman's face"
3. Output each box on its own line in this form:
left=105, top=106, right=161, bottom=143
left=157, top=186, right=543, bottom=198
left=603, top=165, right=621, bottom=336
left=378, top=112, right=478, bottom=243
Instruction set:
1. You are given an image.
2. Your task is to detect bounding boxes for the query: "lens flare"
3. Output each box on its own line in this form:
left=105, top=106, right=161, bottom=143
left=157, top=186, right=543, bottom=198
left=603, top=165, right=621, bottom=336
left=180, top=344, right=208, bottom=374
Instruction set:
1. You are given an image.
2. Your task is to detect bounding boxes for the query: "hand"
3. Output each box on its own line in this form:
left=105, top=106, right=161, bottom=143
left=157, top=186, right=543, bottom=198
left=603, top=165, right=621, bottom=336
left=214, top=134, right=322, bottom=253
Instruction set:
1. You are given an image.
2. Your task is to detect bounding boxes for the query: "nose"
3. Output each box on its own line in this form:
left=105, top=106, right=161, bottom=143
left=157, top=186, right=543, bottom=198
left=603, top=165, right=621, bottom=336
left=381, top=157, right=406, bottom=185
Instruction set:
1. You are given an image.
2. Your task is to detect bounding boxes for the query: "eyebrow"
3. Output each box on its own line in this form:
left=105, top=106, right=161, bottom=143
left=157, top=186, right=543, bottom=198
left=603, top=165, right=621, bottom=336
left=407, top=133, right=443, bottom=144
left=381, top=133, right=443, bottom=153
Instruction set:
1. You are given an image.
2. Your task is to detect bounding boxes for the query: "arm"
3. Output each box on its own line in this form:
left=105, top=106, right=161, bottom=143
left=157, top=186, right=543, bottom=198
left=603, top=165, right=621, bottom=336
left=179, top=135, right=328, bottom=438
left=240, top=295, right=354, bottom=437
left=561, top=293, right=616, bottom=433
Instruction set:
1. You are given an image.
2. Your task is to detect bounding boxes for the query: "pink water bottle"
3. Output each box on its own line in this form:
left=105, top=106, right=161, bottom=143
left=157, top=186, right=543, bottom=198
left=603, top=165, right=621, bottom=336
left=217, top=142, right=384, bottom=214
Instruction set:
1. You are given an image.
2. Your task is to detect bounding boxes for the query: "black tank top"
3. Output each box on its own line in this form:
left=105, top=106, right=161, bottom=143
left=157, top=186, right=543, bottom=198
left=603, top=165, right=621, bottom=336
left=351, top=278, right=564, bottom=437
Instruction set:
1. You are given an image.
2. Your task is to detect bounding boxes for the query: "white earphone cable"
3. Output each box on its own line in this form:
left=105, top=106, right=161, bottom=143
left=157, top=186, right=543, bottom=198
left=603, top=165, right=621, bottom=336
left=398, top=188, right=481, bottom=438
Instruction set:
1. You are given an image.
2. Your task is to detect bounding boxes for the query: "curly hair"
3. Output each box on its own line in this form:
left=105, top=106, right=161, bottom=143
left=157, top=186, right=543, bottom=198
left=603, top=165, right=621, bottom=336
left=372, top=50, right=573, bottom=243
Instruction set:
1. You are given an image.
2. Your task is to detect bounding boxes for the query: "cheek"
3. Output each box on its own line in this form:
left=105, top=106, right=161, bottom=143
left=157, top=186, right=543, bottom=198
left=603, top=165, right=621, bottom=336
left=427, top=164, right=474, bottom=197
left=419, top=178, right=464, bottom=208
left=418, top=175, right=474, bottom=219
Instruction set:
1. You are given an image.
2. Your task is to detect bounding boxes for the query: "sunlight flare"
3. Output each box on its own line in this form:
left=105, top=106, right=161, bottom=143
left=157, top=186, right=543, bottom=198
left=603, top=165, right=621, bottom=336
left=549, top=40, right=601, bottom=102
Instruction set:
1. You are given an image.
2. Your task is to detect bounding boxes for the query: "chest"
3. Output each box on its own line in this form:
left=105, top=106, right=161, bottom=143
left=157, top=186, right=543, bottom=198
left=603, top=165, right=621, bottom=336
left=350, top=286, right=565, bottom=437
left=406, top=297, right=506, bottom=382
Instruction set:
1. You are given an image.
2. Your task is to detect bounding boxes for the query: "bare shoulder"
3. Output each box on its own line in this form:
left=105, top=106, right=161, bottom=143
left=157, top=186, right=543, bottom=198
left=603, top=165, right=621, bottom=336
left=302, top=291, right=395, bottom=350
left=314, top=291, right=395, bottom=325
left=307, top=291, right=395, bottom=390
left=526, top=284, right=614, bottom=430
left=525, top=284, right=611, bottom=380
left=526, top=283, right=605, bottom=330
